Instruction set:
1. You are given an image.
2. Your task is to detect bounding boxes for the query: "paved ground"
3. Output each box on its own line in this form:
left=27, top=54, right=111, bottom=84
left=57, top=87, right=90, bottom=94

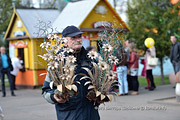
left=0, top=84, right=180, bottom=120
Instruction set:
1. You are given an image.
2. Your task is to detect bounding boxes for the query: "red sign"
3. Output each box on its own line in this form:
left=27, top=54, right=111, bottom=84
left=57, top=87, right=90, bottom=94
left=14, top=41, right=28, bottom=48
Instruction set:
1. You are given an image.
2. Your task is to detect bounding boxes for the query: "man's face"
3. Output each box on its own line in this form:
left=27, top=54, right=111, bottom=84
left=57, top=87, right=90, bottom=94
left=0, top=47, right=5, bottom=54
left=170, top=36, right=177, bottom=44
left=66, top=35, right=82, bottom=51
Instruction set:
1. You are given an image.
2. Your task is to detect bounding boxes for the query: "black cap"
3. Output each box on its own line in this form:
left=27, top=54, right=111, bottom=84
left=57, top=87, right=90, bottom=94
left=62, top=25, right=84, bottom=37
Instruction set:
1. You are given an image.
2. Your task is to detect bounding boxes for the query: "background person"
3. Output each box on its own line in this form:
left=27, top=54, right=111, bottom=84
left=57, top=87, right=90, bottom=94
left=0, top=46, right=15, bottom=97
left=10, top=55, right=23, bottom=90
left=124, top=40, right=133, bottom=91
left=141, top=47, right=151, bottom=89
left=170, top=35, right=180, bottom=75
left=116, top=48, right=128, bottom=96
left=145, top=46, right=156, bottom=91
left=128, top=43, right=139, bottom=95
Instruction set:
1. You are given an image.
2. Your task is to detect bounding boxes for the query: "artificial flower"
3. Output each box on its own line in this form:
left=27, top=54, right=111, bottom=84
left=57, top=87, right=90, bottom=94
left=88, top=51, right=98, bottom=60
left=102, top=44, right=113, bottom=52
left=98, top=62, right=108, bottom=71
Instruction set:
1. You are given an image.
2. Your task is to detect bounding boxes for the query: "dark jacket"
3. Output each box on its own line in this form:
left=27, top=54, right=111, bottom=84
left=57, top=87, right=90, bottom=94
left=116, top=48, right=127, bottom=66
left=0, top=54, right=13, bottom=71
left=170, top=42, right=180, bottom=63
left=42, top=47, right=100, bottom=120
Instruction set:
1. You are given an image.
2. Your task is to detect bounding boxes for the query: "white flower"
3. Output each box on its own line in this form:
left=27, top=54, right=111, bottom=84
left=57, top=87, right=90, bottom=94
left=38, top=53, right=53, bottom=61
left=53, top=34, right=59, bottom=39
left=40, top=42, right=50, bottom=49
left=63, top=65, right=71, bottom=73
left=109, top=55, right=119, bottom=65
left=106, top=70, right=116, bottom=80
left=54, top=47, right=61, bottom=53
left=102, top=44, right=113, bottom=52
left=55, top=53, right=65, bottom=61
left=47, top=34, right=55, bottom=40
left=98, top=56, right=103, bottom=62
left=87, top=51, right=98, bottom=60
left=47, top=34, right=52, bottom=39
left=50, top=45, right=61, bottom=53
left=61, top=38, right=68, bottom=44
left=98, top=62, right=108, bottom=70
left=67, top=55, right=76, bottom=63
left=64, top=48, right=74, bottom=53
left=48, top=61, right=59, bottom=70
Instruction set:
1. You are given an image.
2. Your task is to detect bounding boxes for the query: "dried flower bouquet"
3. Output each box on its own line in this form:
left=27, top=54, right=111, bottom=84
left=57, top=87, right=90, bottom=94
left=38, top=34, right=79, bottom=100
left=84, top=44, right=119, bottom=104
left=84, top=29, right=125, bottom=104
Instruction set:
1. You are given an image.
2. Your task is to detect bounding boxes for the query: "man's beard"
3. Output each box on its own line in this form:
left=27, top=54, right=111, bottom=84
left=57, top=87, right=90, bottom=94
left=73, top=41, right=82, bottom=45
left=73, top=42, right=82, bottom=53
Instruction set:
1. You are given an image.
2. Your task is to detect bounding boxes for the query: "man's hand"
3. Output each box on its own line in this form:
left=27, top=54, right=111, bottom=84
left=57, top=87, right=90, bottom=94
left=53, top=94, right=67, bottom=103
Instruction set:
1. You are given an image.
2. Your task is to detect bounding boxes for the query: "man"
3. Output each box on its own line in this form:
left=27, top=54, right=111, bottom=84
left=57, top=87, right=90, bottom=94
left=42, top=25, right=100, bottom=120
left=124, top=40, right=132, bottom=91
left=124, top=40, right=131, bottom=62
left=170, top=35, right=180, bottom=75
left=10, top=55, right=23, bottom=90
left=0, top=46, right=15, bottom=97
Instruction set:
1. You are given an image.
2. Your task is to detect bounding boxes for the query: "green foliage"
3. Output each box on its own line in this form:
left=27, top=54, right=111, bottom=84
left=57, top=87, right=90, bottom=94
left=0, top=0, right=22, bottom=47
left=138, top=76, right=170, bottom=85
left=0, top=0, right=13, bottom=35
left=126, top=0, right=180, bottom=59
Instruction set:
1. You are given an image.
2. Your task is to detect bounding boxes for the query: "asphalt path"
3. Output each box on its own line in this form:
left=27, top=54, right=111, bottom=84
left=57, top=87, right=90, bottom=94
left=0, top=84, right=180, bottom=120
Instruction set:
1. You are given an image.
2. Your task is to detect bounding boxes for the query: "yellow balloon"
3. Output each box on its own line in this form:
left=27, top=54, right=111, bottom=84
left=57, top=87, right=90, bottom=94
left=144, top=38, right=155, bottom=48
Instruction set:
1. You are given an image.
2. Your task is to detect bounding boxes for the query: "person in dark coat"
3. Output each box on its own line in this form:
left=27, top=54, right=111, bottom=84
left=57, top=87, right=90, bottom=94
left=0, top=46, right=15, bottom=97
left=170, top=35, right=180, bottom=75
left=42, top=26, right=100, bottom=120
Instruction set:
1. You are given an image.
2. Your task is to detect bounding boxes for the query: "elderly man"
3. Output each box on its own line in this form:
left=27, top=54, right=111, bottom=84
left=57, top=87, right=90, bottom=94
left=42, top=25, right=100, bottom=120
left=0, top=46, right=15, bottom=97
left=170, top=35, right=180, bottom=75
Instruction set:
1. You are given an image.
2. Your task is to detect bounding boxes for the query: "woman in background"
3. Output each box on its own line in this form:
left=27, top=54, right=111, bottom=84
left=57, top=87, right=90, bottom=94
left=128, top=43, right=139, bottom=95
left=145, top=46, right=156, bottom=91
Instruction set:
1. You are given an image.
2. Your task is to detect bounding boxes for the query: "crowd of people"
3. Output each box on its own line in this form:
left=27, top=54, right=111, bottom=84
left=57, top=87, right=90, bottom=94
left=107, top=39, right=157, bottom=96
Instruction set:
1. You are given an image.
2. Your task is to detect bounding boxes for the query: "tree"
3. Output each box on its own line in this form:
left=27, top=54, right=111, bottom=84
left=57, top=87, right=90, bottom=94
left=126, top=0, right=180, bottom=84
left=0, top=0, right=22, bottom=47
